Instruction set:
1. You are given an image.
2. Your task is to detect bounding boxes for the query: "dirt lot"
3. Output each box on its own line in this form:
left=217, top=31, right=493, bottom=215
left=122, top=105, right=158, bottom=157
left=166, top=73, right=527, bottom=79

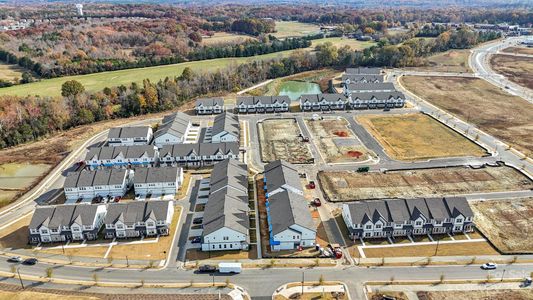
left=407, top=49, right=471, bottom=73
left=490, top=54, right=533, bottom=89
left=471, top=198, right=533, bottom=254
left=0, top=214, right=32, bottom=250
left=357, top=114, right=486, bottom=161
left=318, top=165, right=533, bottom=201
left=400, top=76, right=533, bottom=156
left=502, top=46, right=533, bottom=56
left=258, top=118, right=313, bottom=164
left=363, top=240, right=499, bottom=258
left=368, top=291, right=409, bottom=300
left=417, top=290, right=533, bottom=300
left=306, top=117, right=376, bottom=163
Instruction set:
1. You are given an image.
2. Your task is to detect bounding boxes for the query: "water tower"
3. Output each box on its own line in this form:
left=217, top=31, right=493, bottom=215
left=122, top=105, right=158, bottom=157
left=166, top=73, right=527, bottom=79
left=76, top=4, right=84, bottom=16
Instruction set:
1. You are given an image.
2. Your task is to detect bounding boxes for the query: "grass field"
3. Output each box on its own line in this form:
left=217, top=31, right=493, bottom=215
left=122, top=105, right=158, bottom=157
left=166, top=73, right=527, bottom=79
left=490, top=54, right=533, bottom=89
left=201, top=32, right=256, bottom=45
left=0, top=62, right=25, bottom=83
left=0, top=49, right=300, bottom=97
left=417, top=290, right=533, bottom=300
left=311, top=37, right=377, bottom=50
left=362, top=240, right=499, bottom=258
left=471, top=198, right=533, bottom=254
left=357, top=114, right=486, bottom=161
left=502, top=46, right=533, bottom=55
left=408, top=49, right=472, bottom=73
left=273, top=21, right=321, bottom=38
left=400, top=76, right=533, bottom=156
left=0, top=290, right=100, bottom=300
left=318, top=165, right=533, bottom=202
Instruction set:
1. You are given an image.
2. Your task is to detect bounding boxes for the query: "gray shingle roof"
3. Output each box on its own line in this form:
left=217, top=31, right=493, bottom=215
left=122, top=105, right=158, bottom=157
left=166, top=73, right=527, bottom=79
left=104, top=201, right=171, bottom=225
left=85, top=145, right=156, bottom=161
left=346, top=82, right=396, bottom=92
left=300, top=94, right=320, bottom=103
left=212, top=112, right=240, bottom=138
left=108, top=126, right=151, bottom=139
left=30, top=204, right=101, bottom=230
left=264, top=160, right=301, bottom=193
left=64, top=169, right=128, bottom=188
left=444, top=197, right=473, bottom=218
left=345, top=67, right=382, bottom=75
left=342, top=74, right=384, bottom=83
left=237, top=96, right=291, bottom=106
left=210, top=159, right=248, bottom=192
left=196, top=97, right=224, bottom=107
left=268, top=190, right=315, bottom=235
left=349, top=91, right=405, bottom=101
left=133, top=167, right=179, bottom=184
left=154, top=112, right=191, bottom=140
left=159, top=142, right=239, bottom=158
left=318, top=93, right=346, bottom=102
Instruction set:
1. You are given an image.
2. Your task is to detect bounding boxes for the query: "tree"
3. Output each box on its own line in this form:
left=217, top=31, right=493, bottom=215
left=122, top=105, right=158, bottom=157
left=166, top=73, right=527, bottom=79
left=61, top=80, right=85, bottom=97
left=180, top=67, right=194, bottom=81
left=188, top=31, right=202, bottom=43
left=46, top=267, right=53, bottom=278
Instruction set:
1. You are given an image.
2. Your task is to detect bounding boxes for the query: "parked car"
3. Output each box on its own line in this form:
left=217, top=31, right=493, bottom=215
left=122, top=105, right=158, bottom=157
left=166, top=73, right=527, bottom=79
left=312, top=198, right=322, bottom=207
left=521, top=277, right=532, bottom=287
left=308, top=181, right=316, bottom=189
left=22, top=258, right=38, bottom=265
left=7, top=256, right=22, bottom=263
left=481, top=262, right=497, bottom=270
left=191, top=237, right=202, bottom=244
left=198, top=265, right=217, bottom=273
left=193, top=217, right=203, bottom=225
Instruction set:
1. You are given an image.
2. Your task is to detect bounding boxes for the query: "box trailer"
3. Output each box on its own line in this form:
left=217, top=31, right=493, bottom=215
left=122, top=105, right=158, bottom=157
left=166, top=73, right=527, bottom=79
left=218, top=262, right=242, bottom=274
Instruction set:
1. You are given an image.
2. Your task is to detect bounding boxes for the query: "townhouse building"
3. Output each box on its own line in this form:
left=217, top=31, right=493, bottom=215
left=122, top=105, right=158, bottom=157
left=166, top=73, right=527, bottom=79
left=299, top=94, right=347, bottom=111
left=64, top=169, right=131, bottom=202
left=342, top=74, right=384, bottom=85
left=153, top=112, right=192, bottom=148
left=107, top=126, right=153, bottom=146
left=201, top=159, right=250, bottom=252
left=348, top=91, right=406, bottom=109
left=159, top=142, right=239, bottom=168
left=195, top=97, right=224, bottom=115
left=211, top=112, right=240, bottom=143
left=343, top=82, right=396, bottom=96
left=345, top=67, right=382, bottom=75
left=133, top=166, right=183, bottom=197
left=236, top=95, right=291, bottom=113
left=85, top=145, right=158, bottom=169
left=342, top=197, right=474, bottom=240
left=29, top=204, right=106, bottom=244
left=263, top=160, right=316, bottom=251
left=104, top=201, right=174, bottom=238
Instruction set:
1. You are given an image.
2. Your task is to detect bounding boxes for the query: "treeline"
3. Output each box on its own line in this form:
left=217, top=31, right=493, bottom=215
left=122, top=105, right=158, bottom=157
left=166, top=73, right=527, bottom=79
left=0, top=28, right=500, bottom=149
left=230, top=18, right=276, bottom=36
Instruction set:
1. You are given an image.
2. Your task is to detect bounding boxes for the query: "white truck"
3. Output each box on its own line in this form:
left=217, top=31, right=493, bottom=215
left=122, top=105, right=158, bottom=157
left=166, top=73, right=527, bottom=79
left=218, top=262, right=242, bottom=274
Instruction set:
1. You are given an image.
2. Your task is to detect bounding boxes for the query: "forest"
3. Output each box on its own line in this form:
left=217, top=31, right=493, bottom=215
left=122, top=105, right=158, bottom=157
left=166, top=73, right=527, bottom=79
left=0, top=27, right=500, bottom=149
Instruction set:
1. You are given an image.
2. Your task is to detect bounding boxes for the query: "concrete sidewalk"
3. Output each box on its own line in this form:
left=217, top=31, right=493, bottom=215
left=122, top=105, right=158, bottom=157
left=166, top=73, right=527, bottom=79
left=274, top=282, right=349, bottom=299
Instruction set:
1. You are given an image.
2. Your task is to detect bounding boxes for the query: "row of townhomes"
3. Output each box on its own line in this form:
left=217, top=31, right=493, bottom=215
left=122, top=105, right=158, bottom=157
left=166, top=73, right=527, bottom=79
left=85, top=145, right=158, bottom=169
left=159, top=142, right=240, bottom=168
left=211, top=112, right=240, bottom=143
left=107, top=126, right=153, bottom=146
left=201, top=159, right=250, bottom=252
left=236, top=96, right=291, bottom=114
left=345, top=67, right=382, bottom=75
left=153, top=112, right=193, bottom=148
left=300, top=91, right=405, bottom=111
left=263, top=160, right=316, bottom=251
left=342, top=197, right=474, bottom=240
left=64, top=167, right=183, bottom=202
left=29, top=201, right=173, bottom=244
left=195, top=97, right=224, bottom=115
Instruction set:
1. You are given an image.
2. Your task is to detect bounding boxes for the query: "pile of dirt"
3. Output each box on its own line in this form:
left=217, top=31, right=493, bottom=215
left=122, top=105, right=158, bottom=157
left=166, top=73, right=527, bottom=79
left=333, top=131, right=348, bottom=137
left=346, top=150, right=363, bottom=158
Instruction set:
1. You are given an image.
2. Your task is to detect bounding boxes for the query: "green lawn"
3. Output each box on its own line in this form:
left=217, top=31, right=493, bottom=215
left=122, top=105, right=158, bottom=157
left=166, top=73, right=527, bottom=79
left=0, top=49, right=299, bottom=97
left=311, top=37, right=377, bottom=50
left=273, top=21, right=321, bottom=38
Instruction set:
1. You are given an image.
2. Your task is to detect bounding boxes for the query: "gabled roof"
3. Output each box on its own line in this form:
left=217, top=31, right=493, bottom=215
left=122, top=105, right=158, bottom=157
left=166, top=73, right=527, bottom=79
left=212, top=112, right=240, bottom=138
left=300, top=94, right=320, bottom=103
left=349, top=91, right=405, bottom=101
left=196, top=97, right=224, bottom=107
left=406, top=198, right=430, bottom=221
left=269, top=190, right=315, bottom=235
left=108, top=126, right=151, bottom=139
left=264, top=160, right=301, bottom=193
left=202, top=191, right=249, bottom=236
left=346, top=82, right=396, bottom=92
left=318, top=93, right=346, bottom=102
left=345, top=67, right=382, bottom=75
left=160, top=142, right=239, bottom=158
left=30, top=204, right=102, bottom=230
left=425, top=197, right=449, bottom=221
left=133, top=167, right=179, bottom=184
left=210, top=159, right=248, bottom=192
left=444, top=197, right=473, bottom=218
left=154, top=112, right=191, bottom=140
left=85, top=145, right=157, bottom=161
left=104, top=201, right=171, bottom=225
left=342, top=74, right=384, bottom=83
left=64, top=169, right=128, bottom=188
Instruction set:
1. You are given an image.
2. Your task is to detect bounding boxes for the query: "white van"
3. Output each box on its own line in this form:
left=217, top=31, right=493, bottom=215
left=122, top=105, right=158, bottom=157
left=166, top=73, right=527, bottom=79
left=218, top=262, right=242, bottom=274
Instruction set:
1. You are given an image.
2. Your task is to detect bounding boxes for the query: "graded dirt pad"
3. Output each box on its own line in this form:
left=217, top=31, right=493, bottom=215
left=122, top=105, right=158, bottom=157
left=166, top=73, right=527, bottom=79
left=400, top=76, right=533, bottom=156
left=357, top=114, right=486, bottom=161
left=318, top=165, right=533, bottom=201
left=417, top=290, right=533, bottom=300
left=407, top=49, right=472, bottom=73
left=471, top=198, right=533, bottom=254
left=490, top=54, right=533, bottom=89
left=258, top=118, right=313, bottom=164
left=368, top=292, right=409, bottom=300
left=305, top=117, right=376, bottom=163
left=502, top=46, right=533, bottom=56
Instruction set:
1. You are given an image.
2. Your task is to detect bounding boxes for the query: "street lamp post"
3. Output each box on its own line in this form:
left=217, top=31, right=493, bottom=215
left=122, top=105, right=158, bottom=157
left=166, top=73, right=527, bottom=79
left=301, top=271, right=305, bottom=296
left=126, top=255, right=129, bottom=267
left=501, top=269, right=506, bottom=282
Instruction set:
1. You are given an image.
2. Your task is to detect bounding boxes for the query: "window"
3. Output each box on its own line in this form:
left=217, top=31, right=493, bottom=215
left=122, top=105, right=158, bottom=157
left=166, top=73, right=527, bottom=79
left=218, top=244, right=222, bottom=249
left=375, top=224, right=382, bottom=229
left=223, top=236, right=229, bottom=241
left=365, top=225, right=372, bottom=229
left=230, top=244, right=233, bottom=249
left=223, top=244, right=227, bottom=249
left=415, top=221, right=422, bottom=226
left=41, top=229, right=48, bottom=234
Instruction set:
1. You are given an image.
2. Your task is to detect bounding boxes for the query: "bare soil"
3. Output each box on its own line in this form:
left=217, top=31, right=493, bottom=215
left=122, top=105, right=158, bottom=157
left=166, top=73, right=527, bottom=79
left=400, top=76, right=533, bottom=156
left=362, top=240, right=499, bottom=258
left=502, top=46, right=533, bottom=56
left=471, top=198, right=533, bottom=254
left=306, top=117, right=376, bottom=163
left=490, top=54, right=533, bottom=89
left=258, top=118, right=313, bottom=164
left=357, top=114, right=486, bottom=161
left=418, top=290, right=533, bottom=300
left=318, top=165, right=533, bottom=202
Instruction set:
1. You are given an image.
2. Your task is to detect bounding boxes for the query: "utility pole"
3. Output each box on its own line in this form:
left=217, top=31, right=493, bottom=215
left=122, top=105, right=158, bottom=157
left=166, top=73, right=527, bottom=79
left=17, top=268, right=24, bottom=290
left=434, top=239, right=440, bottom=256
left=301, top=272, right=305, bottom=296
left=126, top=255, right=129, bottom=267
left=501, top=269, right=506, bottom=282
